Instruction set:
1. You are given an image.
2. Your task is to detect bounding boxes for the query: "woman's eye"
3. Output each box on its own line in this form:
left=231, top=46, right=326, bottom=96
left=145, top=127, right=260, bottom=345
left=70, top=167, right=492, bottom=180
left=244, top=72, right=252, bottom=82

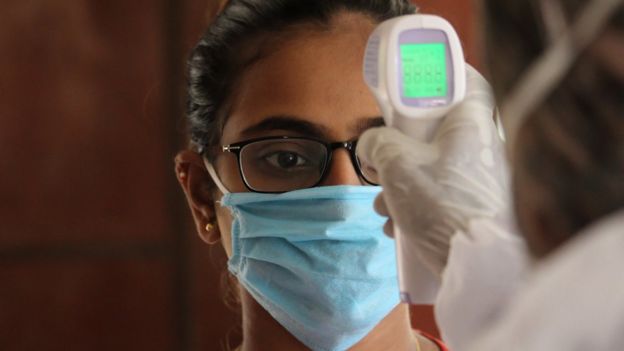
left=264, top=151, right=308, bottom=169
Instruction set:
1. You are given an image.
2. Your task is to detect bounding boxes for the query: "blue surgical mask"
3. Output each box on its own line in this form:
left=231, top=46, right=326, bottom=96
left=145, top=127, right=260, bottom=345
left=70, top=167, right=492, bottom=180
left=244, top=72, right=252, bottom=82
left=220, top=185, right=400, bottom=351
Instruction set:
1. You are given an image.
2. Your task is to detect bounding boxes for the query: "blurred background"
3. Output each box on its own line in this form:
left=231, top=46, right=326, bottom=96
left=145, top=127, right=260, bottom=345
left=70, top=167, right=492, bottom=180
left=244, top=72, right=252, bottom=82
left=0, top=1, right=480, bottom=350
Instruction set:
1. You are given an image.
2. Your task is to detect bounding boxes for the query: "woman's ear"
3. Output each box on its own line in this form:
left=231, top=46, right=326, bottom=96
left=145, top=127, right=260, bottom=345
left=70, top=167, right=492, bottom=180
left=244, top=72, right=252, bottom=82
left=175, top=150, right=221, bottom=244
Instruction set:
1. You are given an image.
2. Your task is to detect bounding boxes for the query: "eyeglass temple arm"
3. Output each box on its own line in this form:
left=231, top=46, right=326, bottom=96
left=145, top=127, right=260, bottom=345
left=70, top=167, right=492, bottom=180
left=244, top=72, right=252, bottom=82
left=204, top=160, right=231, bottom=195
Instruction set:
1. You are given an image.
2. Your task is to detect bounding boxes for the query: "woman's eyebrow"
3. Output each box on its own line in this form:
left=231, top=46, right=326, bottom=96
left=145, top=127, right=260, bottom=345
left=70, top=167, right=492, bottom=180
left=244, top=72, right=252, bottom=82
left=352, top=117, right=385, bottom=135
left=240, top=115, right=331, bottom=139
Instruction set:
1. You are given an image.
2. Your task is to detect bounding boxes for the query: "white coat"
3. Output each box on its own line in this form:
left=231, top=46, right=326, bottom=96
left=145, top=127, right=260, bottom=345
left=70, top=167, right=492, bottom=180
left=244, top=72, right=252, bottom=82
left=436, top=210, right=624, bottom=351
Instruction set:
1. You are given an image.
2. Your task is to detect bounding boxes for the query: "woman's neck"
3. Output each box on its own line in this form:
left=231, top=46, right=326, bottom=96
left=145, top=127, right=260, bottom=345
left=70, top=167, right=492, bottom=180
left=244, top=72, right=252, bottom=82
left=238, top=289, right=306, bottom=351
left=237, top=289, right=420, bottom=351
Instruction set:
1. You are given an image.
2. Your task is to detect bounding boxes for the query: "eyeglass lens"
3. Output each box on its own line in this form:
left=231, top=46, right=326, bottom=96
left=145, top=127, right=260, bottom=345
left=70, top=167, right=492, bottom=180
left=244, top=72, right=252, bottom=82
left=356, top=155, right=380, bottom=185
left=238, top=138, right=378, bottom=192
left=239, top=139, right=328, bottom=192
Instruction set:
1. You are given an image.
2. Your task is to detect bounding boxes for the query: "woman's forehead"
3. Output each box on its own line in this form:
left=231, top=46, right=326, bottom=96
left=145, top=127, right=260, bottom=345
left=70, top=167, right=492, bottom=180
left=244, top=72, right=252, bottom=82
left=222, top=23, right=381, bottom=143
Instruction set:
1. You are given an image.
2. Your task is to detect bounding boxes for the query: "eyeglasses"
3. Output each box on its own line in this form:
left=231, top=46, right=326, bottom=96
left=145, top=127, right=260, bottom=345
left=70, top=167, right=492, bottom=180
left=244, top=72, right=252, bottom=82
left=208, top=136, right=378, bottom=193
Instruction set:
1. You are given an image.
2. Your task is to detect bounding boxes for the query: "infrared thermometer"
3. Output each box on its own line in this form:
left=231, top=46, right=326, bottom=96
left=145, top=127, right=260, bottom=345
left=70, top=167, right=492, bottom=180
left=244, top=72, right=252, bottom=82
left=363, top=15, right=466, bottom=303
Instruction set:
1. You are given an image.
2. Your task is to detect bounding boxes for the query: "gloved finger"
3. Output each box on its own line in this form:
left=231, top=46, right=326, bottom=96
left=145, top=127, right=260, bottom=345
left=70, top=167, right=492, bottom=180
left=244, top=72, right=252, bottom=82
left=373, top=192, right=390, bottom=217
left=383, top=218, right=395, bottom=238
left=464, top=64, right=495, bottom=111
left=357, top=127, right=439, bottom=181
left=440, top=67, right=494, bottom=129
left=435, top=66, right=499, bottom=153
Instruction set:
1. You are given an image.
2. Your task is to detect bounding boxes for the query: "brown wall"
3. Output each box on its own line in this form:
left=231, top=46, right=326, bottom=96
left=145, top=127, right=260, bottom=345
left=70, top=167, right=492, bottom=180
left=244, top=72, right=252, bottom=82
left=0, top=1, right=478, bottom=350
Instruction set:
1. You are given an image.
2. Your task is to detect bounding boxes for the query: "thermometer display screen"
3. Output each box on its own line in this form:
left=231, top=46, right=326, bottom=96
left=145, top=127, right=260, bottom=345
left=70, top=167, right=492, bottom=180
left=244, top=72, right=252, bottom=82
left=400, top=43, right=448, bottom=98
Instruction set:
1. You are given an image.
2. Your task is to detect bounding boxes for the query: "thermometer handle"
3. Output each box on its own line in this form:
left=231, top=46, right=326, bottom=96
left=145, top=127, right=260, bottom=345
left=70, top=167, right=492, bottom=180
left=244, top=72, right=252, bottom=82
left=394, top=224, right=441, bottom=304
left=393, top=114, right=443, bottom=142
left=391, top=116, right=445, bottom=304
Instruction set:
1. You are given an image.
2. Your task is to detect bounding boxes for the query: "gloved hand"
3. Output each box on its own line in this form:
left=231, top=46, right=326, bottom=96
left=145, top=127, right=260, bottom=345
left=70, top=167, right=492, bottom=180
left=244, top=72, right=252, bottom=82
left=357, top=66, right=513, bottom=278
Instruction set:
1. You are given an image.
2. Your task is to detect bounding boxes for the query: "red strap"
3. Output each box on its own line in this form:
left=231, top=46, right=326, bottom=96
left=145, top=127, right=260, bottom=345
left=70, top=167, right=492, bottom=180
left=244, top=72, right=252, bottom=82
left=418, top=330, right=449, bottom=351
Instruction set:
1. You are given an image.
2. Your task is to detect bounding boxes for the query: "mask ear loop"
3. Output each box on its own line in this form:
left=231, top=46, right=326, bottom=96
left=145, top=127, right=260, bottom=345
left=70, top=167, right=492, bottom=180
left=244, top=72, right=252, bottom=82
left=500, top=0, right=623, bottom=151
left=539, top=0, right=569, bottom=44
left=204, top=160, right=231, bottom=197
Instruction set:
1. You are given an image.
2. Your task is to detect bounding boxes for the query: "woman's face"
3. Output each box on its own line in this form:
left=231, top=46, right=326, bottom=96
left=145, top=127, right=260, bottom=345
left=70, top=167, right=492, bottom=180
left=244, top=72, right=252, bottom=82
left=209, top=14, right=383, bottom=256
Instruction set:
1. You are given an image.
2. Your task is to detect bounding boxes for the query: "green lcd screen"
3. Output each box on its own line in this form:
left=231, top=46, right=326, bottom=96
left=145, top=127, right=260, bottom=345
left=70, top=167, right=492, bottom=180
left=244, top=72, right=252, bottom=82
left=400, top=43, right=448, bottom=98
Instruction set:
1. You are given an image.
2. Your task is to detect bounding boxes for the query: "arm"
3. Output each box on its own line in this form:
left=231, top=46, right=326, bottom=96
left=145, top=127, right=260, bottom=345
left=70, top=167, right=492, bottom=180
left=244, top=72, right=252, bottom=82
left=358, top=66, right=530, bottom=347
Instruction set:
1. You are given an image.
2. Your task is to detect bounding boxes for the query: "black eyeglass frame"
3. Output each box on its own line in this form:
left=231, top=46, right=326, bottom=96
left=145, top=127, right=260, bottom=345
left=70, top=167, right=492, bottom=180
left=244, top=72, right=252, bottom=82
left=204, top=135, right=378, bottom=194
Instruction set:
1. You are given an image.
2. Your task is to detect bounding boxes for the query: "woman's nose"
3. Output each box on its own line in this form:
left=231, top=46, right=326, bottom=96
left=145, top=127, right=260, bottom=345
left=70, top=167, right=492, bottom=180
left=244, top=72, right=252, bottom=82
left=320, top=149, right=362, bottom=186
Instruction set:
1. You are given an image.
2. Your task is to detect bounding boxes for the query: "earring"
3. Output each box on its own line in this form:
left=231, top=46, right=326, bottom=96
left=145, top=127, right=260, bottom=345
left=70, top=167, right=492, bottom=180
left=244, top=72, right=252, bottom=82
left=205, top=222, right=220, bottom=245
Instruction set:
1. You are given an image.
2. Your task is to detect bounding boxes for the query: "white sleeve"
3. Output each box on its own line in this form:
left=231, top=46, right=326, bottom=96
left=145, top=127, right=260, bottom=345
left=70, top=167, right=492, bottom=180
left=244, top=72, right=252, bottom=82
left=434, top=218, right=530, bottom=351
left=464, top=211, right=624, bottom=351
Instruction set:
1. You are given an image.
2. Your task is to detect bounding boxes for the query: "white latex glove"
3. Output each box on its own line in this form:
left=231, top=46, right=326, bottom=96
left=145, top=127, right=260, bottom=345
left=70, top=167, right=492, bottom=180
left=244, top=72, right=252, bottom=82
left=357, top=66, right=513, bottom=278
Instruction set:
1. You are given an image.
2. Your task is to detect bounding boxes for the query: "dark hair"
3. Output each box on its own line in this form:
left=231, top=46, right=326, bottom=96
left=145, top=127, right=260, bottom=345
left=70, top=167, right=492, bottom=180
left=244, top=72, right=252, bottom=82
left=186, top=0, right=416, bottom=155
left=484, top=1, right=624, bottom=256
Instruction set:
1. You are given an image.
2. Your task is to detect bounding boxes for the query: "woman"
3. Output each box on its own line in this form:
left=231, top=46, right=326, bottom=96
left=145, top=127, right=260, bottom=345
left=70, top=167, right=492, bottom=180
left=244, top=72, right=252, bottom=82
left=174, top=1, right=446, bottom=350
